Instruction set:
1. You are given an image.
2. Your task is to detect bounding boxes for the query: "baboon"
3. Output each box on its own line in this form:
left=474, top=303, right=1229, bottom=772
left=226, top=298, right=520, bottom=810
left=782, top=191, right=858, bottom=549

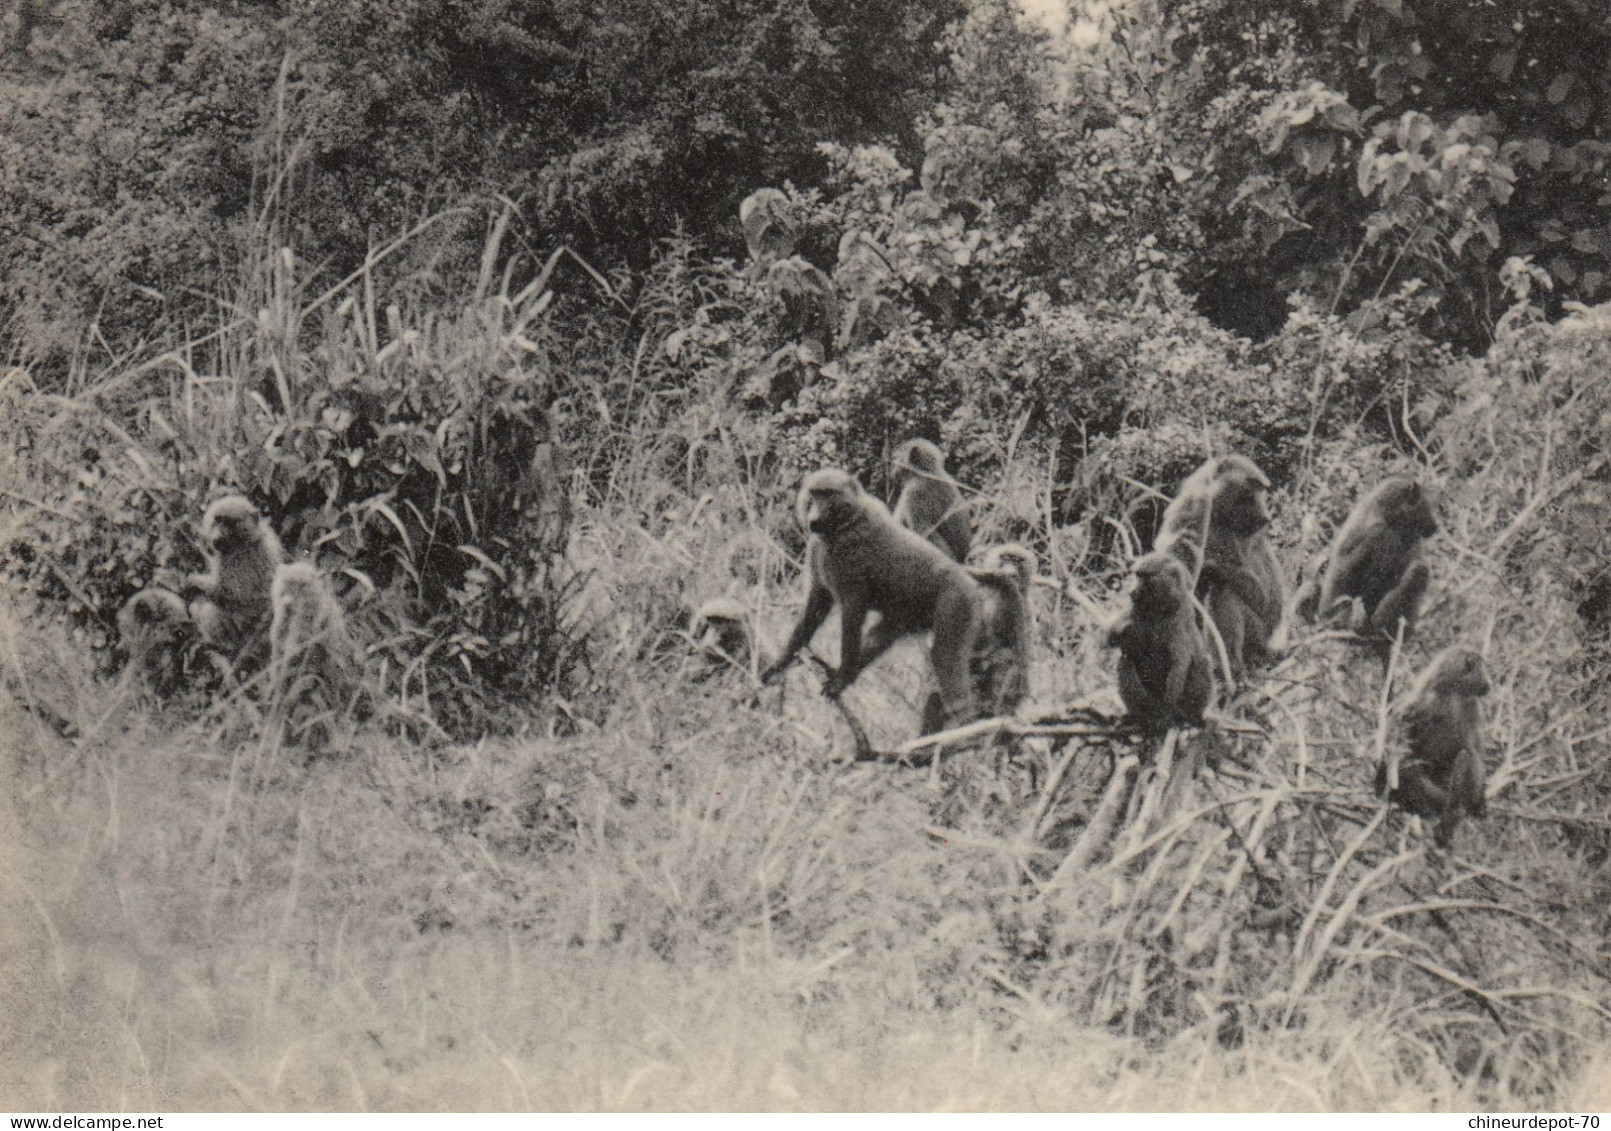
left=269, top=561, right=362, bottom=710
left=688, top=597, right=754, bottom=678
left=183, top=495, right=284, bottom=659
left=761, top=469, right=982, bottom=728
left=919, top=543, right=1035, bottom=733
left=891, top=438, right=971, bottom=563
left=1377, top=646, right=1490, bottom=848
left=116, top=588, right=198, bottom=699
left=1108, top=551, right=1214, bottom=731
left=1304, top=478, right=1438, bottom=651
left=1155, top=454, right=1286, bottom=681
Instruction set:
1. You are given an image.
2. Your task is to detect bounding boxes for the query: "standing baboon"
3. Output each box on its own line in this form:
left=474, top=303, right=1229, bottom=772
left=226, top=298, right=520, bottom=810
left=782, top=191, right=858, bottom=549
left=891, top=438, right=971, bottom=564
left=919, top=543, right=1035, bottom=733
left=688, top=597, right=754, bottom=678
left=269, top=561, right=362, bottom=710
left=1303, top=478, right=1439, bottom=652
left=761, top=469, right=982, bottom=728
left=1108, top=551, right=1214, bottom=731
left=116, top=588, right=198, bottom=699
left=182, top=496, right=284, bottom=659
left=1378, top=646, right=1491, bottom=848
left=1155, top=454, right=1286, bottom=681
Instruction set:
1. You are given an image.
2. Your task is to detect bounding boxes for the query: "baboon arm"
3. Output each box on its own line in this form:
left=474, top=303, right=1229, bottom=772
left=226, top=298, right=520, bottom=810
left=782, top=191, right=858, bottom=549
left=1164, top=633, right=1192, bottom=706
left=181, top=567, right=217, bottom=599
left=1106, top=616, right=1133, bottom=650
left=1200, top=562, right=1268, bottom=615
left=824, top=599, right=871, bottom=696
left=762, top=584, right=833, bottom=683
left=928, top=587, right=978, bottom=723
left=1370, top=561, right=1429, bottom=636
left=1323, top=529, right=1379, bottom=598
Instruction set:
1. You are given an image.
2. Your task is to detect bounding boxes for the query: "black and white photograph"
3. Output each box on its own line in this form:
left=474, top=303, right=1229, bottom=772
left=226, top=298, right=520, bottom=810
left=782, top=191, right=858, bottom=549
left=2, top=0, right=1610, bottom=1113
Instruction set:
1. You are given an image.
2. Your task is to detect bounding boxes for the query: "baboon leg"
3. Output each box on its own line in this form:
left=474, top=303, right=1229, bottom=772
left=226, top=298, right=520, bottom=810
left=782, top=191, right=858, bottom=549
left=919, top=691, right=947, bottom=736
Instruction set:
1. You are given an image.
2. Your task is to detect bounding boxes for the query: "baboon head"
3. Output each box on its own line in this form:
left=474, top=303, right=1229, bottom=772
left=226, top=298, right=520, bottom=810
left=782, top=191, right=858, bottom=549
left=118, top=589, right=194, bottom=648
left=1209, top=456, right=1272, bottom=536
left=796, top=469, right=864, bottom=535
left=891, top=438, right=947, bottom=491
left=689, top=599, right=744, bottom=650
left=1428, top=647, right=1490, bottom=698
left=1131, top=551, right=1192, bottom=617
left=1379, top=478, right=1440, bottom=539
left=272, top=562, right=326, bottom=612
left=690, top=597, right=750, bottom=665
left=200, top=495, right=263, bottom=552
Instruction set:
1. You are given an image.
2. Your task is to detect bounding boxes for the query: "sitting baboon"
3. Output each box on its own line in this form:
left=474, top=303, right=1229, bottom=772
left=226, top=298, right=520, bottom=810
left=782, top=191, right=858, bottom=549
left=761, top=468, right=982, bottom=729
left=269, top=561, right=362, bottom=711
left=183, top=495, right=284, bottom=660
left=116, top=588, right=199, bottom=699
left=919, top=543, right=1035, bottom=733
left=1155, top=454, right=1286, bottom=682
left=891, top=438, right=971, bottom=563
left=1302, top=477, right=1438, bottom=653
left=688, top=597, right=754, bottom=679
left=1377, top=646, right=1490, bottom=848
left=1108, top=551, right=1213, bottom=731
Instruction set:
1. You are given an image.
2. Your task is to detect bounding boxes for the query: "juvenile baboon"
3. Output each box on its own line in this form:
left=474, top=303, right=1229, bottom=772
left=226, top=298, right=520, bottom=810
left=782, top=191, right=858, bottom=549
left=269, top=562, right=362, bottom=709
left=761, top=469, right=982, bottom=728
left=183, top=495, right=284, bottom=659
left=919, top=543, right=1035, bottom=733
left=116, top=588, right=198, bottom=699
left=688, top=597, right=754, bottom=678
left=891, top=438, right=971, bottom=563
left=1155, top=454, right=1286, bottom=681
left=1378, top=646, right=1490, bottom=848
left=1108, top=551, right=1214, bottom=731
left=1305, top=477, right=1439, bottom=650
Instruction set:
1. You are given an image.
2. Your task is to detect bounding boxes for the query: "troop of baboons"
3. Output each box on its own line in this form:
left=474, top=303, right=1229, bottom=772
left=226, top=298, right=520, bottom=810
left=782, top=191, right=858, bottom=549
left=115, top=435, right=1489, bottom=848
left=118, top=495, right=359, bottom=722
left=754, top=439, right=1490, bottom=849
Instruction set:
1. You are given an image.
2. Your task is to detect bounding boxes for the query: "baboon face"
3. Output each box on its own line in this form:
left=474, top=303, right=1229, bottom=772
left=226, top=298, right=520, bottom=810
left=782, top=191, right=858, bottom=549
left=1132, top=552, right=1190, bottom=616
left=1212, top=465, right=1271, bottom=536
left=121, top=590, right=194, bottom=647
left=797, top=469, right=862, bottom=535
left=201, top=497, right=261, bottom=551
left=1434, top=648, right=1490, bottom=697
left=1383, top=480, right=1439, bottom=539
